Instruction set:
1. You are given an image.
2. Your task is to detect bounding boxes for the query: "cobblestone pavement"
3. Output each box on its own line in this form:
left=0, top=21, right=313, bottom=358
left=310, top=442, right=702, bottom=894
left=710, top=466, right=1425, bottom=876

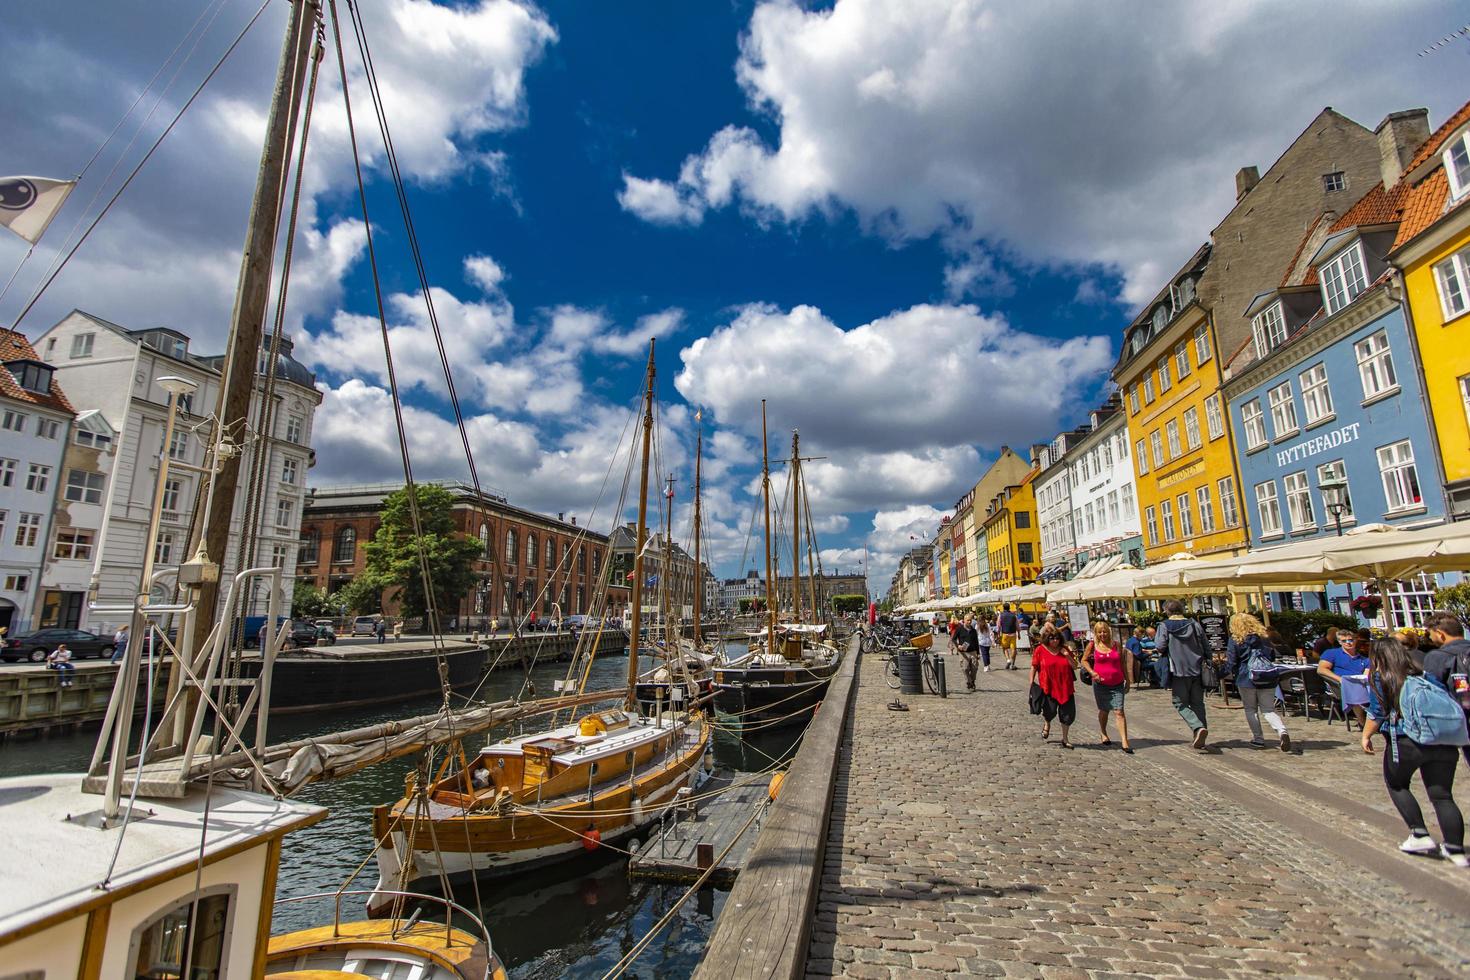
left=806, top=650, right=1470, bottom=979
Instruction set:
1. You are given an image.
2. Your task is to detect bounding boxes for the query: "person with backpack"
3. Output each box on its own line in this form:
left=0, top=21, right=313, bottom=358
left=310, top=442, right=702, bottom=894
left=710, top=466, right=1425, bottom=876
left=1224, top=613, right=1291, bottom=752
left=1423, top=611, right=1470, bottom=765
left=1361, top=638, right=1468, bottom=866
left=1155, top=599, right=1211, bottom=750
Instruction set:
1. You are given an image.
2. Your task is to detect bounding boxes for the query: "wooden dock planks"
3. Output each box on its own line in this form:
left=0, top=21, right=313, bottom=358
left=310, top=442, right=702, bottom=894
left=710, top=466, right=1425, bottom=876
left=627, top=770, right=771, bottom=886
left=693, top=636, right=860, bottom=980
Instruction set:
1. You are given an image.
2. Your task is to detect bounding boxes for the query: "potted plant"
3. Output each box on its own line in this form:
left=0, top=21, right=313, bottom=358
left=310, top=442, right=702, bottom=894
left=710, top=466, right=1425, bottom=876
left=1349, top=593, right=1383, bottom=618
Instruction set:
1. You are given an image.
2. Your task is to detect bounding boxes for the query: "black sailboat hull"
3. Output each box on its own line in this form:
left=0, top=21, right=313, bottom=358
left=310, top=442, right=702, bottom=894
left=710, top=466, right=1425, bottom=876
left=711, top=660, right=838, bottom=729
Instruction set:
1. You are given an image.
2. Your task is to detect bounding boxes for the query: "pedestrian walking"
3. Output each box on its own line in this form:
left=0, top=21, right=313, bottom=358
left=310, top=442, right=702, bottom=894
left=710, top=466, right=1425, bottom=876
left=1029, top=626, right=1076, bottom=748
left=393, top=620, right=403, bottom=642
left=376, top=618, right=387, bottom=643
left=47, top=643, right=76, bottom=687
left=1156, top=599, right=1210, bottom=750
left=997, top=603, right=1019, bottom=670
left=1317, top=628, right=1371, bottom=729
left=1080, top=622, right=1132, bottom=753
left=976, top=614, right=994, bottom=672
left=1423, top=611, right=1470, bottom=765
left=258, top=620, right=271, bottom=652
left=947, top=615, right=960, bottom=654
left=110, top=624, right=130, bottom=664
left=1225, top=613, right=1292, bottom=752
left=956, top=614, right=980, bottom=691
left=1361, top=638, right=1469, bottom=866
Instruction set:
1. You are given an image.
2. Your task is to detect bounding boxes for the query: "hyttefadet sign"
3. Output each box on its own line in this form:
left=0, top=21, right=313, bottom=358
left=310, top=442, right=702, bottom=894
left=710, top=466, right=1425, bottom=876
left=1274, top=422, right=1362, bottom=468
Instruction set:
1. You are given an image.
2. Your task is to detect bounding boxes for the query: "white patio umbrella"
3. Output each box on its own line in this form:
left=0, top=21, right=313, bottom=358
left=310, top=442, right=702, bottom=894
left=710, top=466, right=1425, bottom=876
left=1316, top=520, right=1470, bottom=581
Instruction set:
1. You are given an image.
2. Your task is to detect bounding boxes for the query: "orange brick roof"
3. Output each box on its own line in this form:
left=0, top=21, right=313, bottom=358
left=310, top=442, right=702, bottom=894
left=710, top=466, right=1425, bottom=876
left=1327, top=181, right=1411, bottom=234
left=1392, top=166, right=1465, bottom=250
left=1404, top=99, right=1470, bottom=174
left=0, top=328, right=75, bottom=415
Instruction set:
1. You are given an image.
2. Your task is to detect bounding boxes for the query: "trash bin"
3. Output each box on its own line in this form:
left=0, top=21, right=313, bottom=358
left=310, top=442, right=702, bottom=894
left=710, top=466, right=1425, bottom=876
left=897, top=648, right=923, bottom=695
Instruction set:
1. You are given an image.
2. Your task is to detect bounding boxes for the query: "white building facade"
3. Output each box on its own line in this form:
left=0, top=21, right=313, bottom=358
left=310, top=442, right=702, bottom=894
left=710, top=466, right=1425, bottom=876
left=0, top=329, right=75, bottom=632
left=1035, top=430, right=1087, bottom=580
left=34, top=311, right=322, bottom=629
left=1064, top=401, right=1144, bottom=571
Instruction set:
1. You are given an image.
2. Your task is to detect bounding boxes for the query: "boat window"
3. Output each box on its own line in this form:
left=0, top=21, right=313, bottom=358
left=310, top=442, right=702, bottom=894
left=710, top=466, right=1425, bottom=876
left=128, top=887, right=235, bottom=980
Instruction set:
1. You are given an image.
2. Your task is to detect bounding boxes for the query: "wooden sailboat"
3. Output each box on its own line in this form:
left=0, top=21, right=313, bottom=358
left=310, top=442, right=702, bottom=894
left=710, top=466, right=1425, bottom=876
left=635, top=421, right=720, bottom=711
left=713, top=417, right=843, bottom=728
left=366, top=343, right=711, bottom=914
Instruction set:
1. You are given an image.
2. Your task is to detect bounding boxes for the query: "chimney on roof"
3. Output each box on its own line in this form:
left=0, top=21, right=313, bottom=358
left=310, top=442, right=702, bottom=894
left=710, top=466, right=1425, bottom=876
left=1375, top=108, right=1430, bottom=189
left=558, top=512, right=564, bottom=522
left=1029, top=443, right=1046, bottom=466
left=1235, top=166, right=1260, bottom=201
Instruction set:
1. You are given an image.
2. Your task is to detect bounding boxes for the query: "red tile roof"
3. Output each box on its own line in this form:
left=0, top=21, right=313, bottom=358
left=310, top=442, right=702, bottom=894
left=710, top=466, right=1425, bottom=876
left=1327, top=180, right=1411, bottom=234
left=0, top=328, right=75, bottom=415
left=1392, top=165, right=1467, bottom=251
left=1404, top=99, right=1470, bottom=174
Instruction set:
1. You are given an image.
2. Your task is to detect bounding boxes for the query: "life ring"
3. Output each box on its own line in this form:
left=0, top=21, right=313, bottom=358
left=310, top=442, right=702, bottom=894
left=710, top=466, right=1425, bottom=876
left=582, top=826, right=601, bottom=851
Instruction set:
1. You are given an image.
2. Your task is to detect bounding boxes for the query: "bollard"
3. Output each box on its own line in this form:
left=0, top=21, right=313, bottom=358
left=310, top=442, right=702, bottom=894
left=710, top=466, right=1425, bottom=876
left=696, top=842, right=714, bottom=870
left=934, top=655, right=948, bottom=698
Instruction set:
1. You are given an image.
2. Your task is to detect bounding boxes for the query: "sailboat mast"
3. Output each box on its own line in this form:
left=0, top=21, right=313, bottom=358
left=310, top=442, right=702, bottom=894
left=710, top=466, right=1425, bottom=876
left=790, top=430, right=802, bottom=620
left=761, top=401, right=776, bottom=653
left=627, top=342, right=657, bottom=708
left=663, top=475, right=675, bottom=641
left=692, top=425, right=703, bottom=644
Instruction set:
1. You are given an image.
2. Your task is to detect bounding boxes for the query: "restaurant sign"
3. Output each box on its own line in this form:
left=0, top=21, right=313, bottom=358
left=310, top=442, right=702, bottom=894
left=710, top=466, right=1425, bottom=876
left=1274, top=422, right=1361, bottom=468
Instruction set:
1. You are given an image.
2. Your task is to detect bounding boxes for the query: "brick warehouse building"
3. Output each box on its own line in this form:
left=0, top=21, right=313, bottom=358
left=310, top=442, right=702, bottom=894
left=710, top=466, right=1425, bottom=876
left=298, top=482, right=625, bottom=626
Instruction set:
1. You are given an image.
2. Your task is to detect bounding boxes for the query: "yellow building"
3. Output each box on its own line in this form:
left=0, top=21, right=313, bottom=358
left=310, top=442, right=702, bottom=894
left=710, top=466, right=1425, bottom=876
left=1116, top=245, right=1249, bottom=562
left=1391, top=101, right=1470, bottom=520
left=963, top=447, right=1033, bottom=592
left=981, top=470, right=1041, bottom=590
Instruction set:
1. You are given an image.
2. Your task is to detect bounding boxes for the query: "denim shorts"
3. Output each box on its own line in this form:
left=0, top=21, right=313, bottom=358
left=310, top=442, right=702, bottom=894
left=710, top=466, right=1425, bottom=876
left=1094, top=682, right=1126, bottom=712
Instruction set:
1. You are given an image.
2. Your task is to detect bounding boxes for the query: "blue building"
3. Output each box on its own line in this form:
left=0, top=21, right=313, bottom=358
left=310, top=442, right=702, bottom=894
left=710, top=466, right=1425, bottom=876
left=1221, top=183, right=1448, bottom=624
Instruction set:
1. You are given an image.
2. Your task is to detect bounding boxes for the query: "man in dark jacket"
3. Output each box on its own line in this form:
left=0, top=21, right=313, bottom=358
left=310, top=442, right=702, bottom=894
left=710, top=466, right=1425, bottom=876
left=1155, top=599, right=1210, bottom=749
left=1424, top=611, right=1470, bottom=764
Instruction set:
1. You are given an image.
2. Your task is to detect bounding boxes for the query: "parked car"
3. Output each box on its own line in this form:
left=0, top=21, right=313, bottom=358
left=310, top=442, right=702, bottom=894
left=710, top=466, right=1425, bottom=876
left=351, top=615, right=381, bottom=636
left=3, top=628, right=117, bottom=663
left=284, top=620, right=335, bottom=649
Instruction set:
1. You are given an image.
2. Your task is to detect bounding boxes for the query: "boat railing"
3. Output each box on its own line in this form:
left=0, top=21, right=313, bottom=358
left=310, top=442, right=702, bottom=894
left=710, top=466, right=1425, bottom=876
left=273, top=888, right=496, bottom=976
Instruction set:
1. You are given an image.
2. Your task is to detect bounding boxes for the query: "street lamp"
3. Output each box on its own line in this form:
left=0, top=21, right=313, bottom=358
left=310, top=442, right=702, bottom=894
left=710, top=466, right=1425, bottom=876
left=1320, top=475, right=1349, bottom=537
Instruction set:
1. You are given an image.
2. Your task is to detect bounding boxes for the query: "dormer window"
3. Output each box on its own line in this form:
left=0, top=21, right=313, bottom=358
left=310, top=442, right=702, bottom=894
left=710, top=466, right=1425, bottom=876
left=1169, top=277, right=1195, bottom=313
left=6, top=360, right=53, bottom=394
left=1320, top=242, right=1368, bottom=315
left=1446, top=131, right=1470, bottom=201
left=1151, top=305, right=1169, bottom=332
left=1250, top=301, right=1287, bottom=359
left=141, top=330, right=188, bottom=359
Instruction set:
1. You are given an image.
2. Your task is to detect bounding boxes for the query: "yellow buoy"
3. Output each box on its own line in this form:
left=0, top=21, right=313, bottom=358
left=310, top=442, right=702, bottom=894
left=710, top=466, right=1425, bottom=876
left=768, top=771, right=786, bottom=801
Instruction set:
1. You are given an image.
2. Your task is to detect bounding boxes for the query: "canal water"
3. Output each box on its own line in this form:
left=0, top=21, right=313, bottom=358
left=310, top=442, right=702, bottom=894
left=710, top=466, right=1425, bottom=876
left=0, top=646, right=800, bottom=978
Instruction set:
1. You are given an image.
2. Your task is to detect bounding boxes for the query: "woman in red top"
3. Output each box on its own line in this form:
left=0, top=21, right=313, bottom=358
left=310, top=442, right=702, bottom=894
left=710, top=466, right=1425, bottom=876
left=1080, top=621, right=1133, bottom=754
left=1029, top=626, right=1076, bottom=748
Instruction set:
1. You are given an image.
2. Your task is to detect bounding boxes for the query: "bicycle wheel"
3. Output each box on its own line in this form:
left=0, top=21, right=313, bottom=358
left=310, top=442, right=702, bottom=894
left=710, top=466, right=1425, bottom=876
left=885, top=655, right=901, bottom=689
left=922, top=656, right=940, bottom=694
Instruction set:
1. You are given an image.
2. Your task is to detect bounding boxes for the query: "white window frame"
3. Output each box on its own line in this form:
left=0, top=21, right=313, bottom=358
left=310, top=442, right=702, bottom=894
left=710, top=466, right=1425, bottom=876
left=1461, top=375, right=1470, bottom=436
left=154, top=531, right=175, bottom=565
left=167, top=430, right=189, bottom=460
left=1158, top=356, right=1173, bottom=393
left=1, top=410, right=27, bottom=432
left=1193, top=322, right=1211, bottom=366
left=0, top=458, right=14, bottom=487
left=1355, top=330, right=1397, bottom=400
left=1267, top=381, right=1298, bottom=439
left=1322, top=171, right=1347, bottom=192
left=36, top=418, right=59, bottom=439
left=1434, top=245, right=1470, bottom=320
left=1135, top=438, right=1149, bottom=475
left=52, top=528, right=94, bottom=561
left=1175, top=341, right=1191, bottom=379
left=161, top=478, right=183, bottom=518
left=1205, top=393, right=1224, bottom=440
left=1241, top=399, right=1267, bottom=451
left=1183, top=406, right=1201, bottom=451
left=14, top=512, right=42, bottom=548
left=1255, top=480, right=1283, bottom=537
left=1218, top=477, right=1240, bottom=528
left=1145, top=506, right=1158, bottom=546
left=1196, top=485, right=1215, bottom=533
left=1165, top=419, right=1181, bottom=458
left=1299, top=363, right=1334, bottom=425
left=64, top=468, right=105, bottom=505
left=285, top=415, right=304, bottom=444
left=25, top=463, right=51, bottom=493
left=70, top=332, right=95, bottom=358
left=1283, top=471, right=1315, bottom=531
left=1251, top=301, right=1288, bottom=359
left=275, top=497, right=295, bottom=530
left=1177, top=492, right=1194, bottom=538
left=281, top=457, right=300, bottom=486
left=1161, top=498, right=1176, bottom=541
left=1128, top=384, right=1139, bottom=414
left=1321, top=242, right=1369, bottom=316
left=1377, top=440, right=1422, bottom=513
left=1316, top=459, right=1354, bottom=524
left=1446, top=131, right=1470, bottom=201
left=1150, top=430, right=1163, bottom=468
left=1142, top=375, right=1155, bottom=405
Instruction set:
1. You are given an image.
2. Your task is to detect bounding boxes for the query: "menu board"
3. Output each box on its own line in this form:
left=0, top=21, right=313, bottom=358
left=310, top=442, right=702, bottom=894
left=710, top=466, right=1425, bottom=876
left=1200, top=614, right=1229, bottom=653
left=1067, top=605, right=1091, bottom=637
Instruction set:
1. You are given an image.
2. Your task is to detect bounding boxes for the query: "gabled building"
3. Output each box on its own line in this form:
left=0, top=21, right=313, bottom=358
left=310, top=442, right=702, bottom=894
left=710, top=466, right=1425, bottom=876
left=961, top=446, right=1033, bottom=593
left=980, top=463, right=1041, bottom=591
left=1065, top=395, right=1143, bottom=573
left=1034, top=426, right=1091, bottom=581
left=1390, top=100, right=1470, bottom=520
left=0, top=329, right=75, bottom=632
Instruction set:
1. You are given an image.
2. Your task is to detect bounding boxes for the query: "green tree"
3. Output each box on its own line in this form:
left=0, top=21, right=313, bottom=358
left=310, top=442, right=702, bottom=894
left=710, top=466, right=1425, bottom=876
left=291, top=581, right=336, bottom=619
left=363, top=484, right=482, bottom=623
left=1434, top=582, right=1470, bottom=622
left=333, top=575, right=382, bottom=616
left=830, top=594, right=868, bottom=614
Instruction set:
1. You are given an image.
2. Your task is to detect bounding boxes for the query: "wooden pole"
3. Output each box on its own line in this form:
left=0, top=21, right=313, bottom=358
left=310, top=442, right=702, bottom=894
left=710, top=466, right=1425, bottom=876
left=187, top=0, right=320, bottom=656
left=627, top=342, right=656, bottom=708
left=762, top=401, right=776, bottom=653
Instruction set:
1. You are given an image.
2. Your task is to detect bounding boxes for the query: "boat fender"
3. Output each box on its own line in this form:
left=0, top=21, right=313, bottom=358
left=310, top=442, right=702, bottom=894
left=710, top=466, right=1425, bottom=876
left=703, top=752, right=714, bottom=773
left=582, top=826, right=602, bottom=852
left=632, top=794, right=643, bottom=823
left=768, top=771, right=786, bottom=801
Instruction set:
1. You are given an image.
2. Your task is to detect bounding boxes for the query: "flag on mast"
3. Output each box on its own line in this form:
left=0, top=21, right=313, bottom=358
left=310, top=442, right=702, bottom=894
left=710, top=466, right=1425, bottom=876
left=0, top=176, right=76, bottom=245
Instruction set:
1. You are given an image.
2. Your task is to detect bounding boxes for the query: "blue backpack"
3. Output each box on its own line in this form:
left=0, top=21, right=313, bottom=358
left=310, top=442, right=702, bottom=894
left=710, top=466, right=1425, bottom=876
left=1394, top=675, right=1470, bottom=760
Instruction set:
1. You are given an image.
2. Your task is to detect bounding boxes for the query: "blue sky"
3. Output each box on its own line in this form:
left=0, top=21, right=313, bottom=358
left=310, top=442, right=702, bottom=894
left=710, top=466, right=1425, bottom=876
left=1, top=0, right=1465, bottom=591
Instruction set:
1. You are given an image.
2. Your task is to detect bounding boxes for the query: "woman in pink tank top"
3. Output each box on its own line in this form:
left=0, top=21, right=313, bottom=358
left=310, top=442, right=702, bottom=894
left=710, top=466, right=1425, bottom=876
left=1081, top=621, right=1133, bottom=753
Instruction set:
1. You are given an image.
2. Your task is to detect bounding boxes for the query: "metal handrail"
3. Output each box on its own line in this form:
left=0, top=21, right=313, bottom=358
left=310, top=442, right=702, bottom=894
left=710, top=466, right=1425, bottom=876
left=272, top=889, right=495, bottom=976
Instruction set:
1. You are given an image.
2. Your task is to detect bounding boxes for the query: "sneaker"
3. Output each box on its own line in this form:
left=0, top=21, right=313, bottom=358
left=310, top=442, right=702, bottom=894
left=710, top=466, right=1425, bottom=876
left=1442, top=846, right=1470, bottom=868
left=1400, top=834, right=1439, bottom=856
left=1192, top=727, right=1208, bottom=750
left=983, top=665, right=991, bottom=672
left=1249, top=739, right=1267, bottom=749
left=1279, top=732, right=1291, bottom=753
